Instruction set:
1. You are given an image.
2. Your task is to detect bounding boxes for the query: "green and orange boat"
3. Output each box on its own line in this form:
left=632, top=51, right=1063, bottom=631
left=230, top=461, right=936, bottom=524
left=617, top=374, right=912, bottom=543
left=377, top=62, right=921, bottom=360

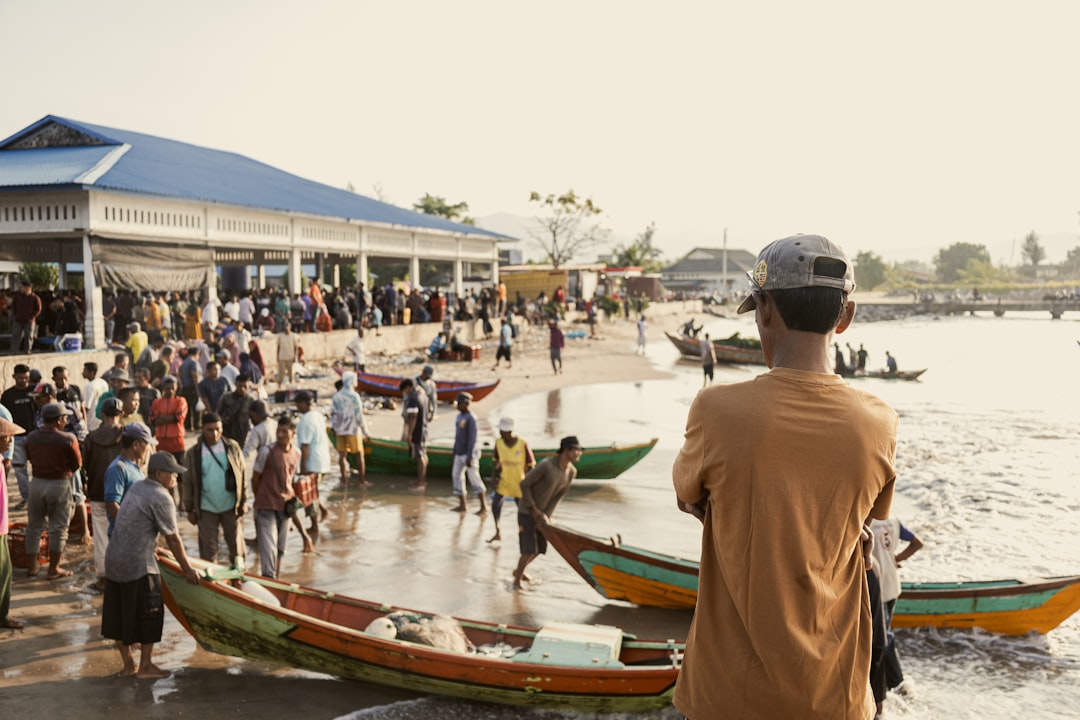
left=158, top=552, right=682, bottom=711
left=539, top=523, right=1080, bottom=636
left=334, top=434, right=658, bottom=481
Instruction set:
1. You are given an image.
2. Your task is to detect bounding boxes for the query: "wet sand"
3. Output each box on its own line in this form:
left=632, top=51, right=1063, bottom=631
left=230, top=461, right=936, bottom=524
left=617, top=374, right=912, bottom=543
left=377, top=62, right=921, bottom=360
left=0, top=301, right=697, bottom=719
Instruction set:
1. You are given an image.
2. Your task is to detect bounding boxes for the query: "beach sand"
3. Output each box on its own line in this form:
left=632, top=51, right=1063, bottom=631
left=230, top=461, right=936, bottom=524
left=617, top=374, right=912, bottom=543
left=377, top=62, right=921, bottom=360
left=0, top=299, right=701, bottom=719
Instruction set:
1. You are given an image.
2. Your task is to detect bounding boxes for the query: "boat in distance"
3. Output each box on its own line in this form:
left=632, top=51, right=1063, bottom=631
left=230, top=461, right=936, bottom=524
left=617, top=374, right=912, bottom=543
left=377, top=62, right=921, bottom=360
left=539, top=523, right=1080, bottom=635
left=354, top=370, right=500, bottom=403
left=333, top=433, right=658, bottom=480
left=158, top=552, right=682, bottom=711
left=663, top=332, right=767, bottom=365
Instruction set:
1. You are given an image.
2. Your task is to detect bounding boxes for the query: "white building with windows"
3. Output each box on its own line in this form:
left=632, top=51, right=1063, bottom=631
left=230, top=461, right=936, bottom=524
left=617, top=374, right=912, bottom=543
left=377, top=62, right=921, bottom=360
left=0, top=115, right=512, bottom=348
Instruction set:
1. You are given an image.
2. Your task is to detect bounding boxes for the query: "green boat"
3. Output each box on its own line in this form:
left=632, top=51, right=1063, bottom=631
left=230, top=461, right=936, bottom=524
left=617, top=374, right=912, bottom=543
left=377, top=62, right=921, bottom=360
left=331, top=432, right=658, bottom=480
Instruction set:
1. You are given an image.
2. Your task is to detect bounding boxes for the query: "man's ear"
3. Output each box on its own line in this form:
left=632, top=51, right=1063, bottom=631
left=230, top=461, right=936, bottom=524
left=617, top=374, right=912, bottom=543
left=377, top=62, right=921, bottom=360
left=835, top=300, right=857, bottom=334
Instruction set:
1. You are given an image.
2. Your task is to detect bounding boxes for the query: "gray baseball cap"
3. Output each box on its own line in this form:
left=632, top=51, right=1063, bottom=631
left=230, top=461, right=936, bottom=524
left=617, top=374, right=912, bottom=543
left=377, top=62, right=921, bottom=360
left=737, top=234, right=855, bottom=314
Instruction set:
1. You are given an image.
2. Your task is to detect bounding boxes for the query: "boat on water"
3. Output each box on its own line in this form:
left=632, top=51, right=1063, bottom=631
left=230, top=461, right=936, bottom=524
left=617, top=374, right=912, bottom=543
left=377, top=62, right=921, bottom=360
left=662, top=331, right=767, bottom=365
left=354, top=371, right=500, bottom=403
left=858, top=368, right=927, bottom=381
left=158, top=552, right=682, bottom=711
left=539, top=523, right=1080, bottom=635
left=332, top=433, right=658, bottom=480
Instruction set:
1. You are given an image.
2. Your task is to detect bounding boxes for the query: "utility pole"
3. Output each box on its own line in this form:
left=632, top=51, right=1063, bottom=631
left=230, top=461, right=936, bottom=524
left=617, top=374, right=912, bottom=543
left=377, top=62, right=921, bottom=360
left=722, top=227, right=728, bottom=297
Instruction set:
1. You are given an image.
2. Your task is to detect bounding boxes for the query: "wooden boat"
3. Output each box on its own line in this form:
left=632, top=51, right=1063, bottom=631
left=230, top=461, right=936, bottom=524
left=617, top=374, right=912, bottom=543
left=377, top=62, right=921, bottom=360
left=158, top=552, right=681, bottom=711
left=663, top=332, right=767, bottom=365
left=334, top=434, right=658, bottom=480
left=540, top=523, right=1080, bottom=635
left=859, top=368, right=927, bottom=381
left=354, top=371, right=500, bottom=403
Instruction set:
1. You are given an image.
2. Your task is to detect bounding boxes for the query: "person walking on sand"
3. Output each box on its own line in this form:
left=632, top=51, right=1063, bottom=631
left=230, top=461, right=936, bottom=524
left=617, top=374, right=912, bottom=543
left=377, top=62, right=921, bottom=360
left=82, top=398, right=124, bottom=591
left=251, top=416, right=300, bottom=578
left=449, top=392, right=487, bottom=514
left=330, top=371, right=370, bottom=487
left=293, top=391, right=329, bottom=545
left=548, top=320, right=564, bottom=374
left=672, top=234, right=896, bottom=719
left=102, top=451, right=200, bottom=678
left=512, top=435, right=582, bottom=589
left=700, top=332, right=715, bottom=386
left=492, top=317, right=514, bottom=370
left=182, top=412, right=248, bottom=566
left=277, top=323, right=300, bottom=385
left=636, top=314, right=647, bottom=355
left=487, top=417, right=535, bottom=544
left=399, top=378, right=429, bottom=492
left=23, top=402, right=82, bottom=580
left=0, top=417, right=27, bottom=628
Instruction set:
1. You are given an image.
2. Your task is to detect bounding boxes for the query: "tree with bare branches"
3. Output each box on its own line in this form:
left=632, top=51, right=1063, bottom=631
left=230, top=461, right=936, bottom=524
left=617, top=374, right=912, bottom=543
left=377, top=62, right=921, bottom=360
left=528, top=190, right=608, bottom=268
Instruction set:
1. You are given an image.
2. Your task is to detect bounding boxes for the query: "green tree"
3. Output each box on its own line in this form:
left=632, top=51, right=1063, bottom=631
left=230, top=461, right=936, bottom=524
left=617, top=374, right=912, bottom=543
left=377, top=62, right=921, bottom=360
left=18, top=262, right=58, bottom=290
left=1063, top=245, right=1080, bottom=279
left=413, top=193, right=474, bottom=225
left=934, top=242, right=992, bottom=284
left=613, top=222, right=665, bottom=273
left=956, top=257, right=1006, bottom=286
left=853, top=251, right=887, bottom=290
left=1021, top=230, right=1045, bottom=267
left=528, top=189, right=609, bottom=269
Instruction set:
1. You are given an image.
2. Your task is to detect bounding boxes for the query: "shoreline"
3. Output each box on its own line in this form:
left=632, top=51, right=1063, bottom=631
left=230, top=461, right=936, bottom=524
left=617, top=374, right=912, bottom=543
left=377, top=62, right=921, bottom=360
left=0, top=300, right=696, bottom=715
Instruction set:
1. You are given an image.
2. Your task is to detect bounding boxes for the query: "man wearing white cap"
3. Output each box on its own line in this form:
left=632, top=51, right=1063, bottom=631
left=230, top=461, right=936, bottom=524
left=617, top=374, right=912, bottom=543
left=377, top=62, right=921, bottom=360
left=672, top=234, right=897, bottom=720
left=487, top=417, right=535, bottom=543
left=23, top=402, right=83, bottom=579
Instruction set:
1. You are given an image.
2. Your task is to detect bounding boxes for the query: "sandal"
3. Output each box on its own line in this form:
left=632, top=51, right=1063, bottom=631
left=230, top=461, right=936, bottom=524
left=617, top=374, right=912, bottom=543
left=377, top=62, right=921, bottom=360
left=1, top=619, right=24, bottom=629
left=47, top=569, right=73, bottom=580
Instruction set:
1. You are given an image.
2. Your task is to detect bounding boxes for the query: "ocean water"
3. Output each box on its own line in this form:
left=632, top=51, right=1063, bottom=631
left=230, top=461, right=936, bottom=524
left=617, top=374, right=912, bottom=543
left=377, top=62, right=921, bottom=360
left=139, top=310, right=1078, bottom=720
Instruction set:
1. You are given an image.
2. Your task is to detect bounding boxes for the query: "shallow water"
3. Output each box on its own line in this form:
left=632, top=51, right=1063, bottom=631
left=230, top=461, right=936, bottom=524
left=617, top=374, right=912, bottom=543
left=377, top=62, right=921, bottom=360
left=6, top=311, right=1078, bottom=720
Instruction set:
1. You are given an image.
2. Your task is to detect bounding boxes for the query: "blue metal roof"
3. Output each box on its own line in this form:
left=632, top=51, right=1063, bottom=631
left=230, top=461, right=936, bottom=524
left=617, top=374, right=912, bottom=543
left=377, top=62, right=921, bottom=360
left=0, top=115, right=510, bottom=240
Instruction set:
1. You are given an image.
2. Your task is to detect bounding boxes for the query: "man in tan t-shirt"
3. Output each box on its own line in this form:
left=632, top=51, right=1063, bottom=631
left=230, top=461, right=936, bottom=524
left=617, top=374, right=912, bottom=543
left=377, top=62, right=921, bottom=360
left=673, top=234, right=897, bottom=720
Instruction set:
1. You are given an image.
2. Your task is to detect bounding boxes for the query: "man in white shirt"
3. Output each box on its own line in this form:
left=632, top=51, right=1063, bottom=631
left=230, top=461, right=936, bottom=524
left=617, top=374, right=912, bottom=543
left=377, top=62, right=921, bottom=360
left=238, top=293, right=255, bottom=326
left=82, top=362, right=110, bottom=432
left=293, top=391, right=330, bottom=541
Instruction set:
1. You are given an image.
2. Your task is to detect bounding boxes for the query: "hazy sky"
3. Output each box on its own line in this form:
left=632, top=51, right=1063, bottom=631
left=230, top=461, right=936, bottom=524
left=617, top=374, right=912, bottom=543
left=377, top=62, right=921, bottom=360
left=3, top=1, right=1080, bottom=266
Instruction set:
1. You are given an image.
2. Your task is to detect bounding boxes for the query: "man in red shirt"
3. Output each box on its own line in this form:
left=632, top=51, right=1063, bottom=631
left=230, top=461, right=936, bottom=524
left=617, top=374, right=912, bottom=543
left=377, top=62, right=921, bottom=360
left=10, top=279, right=42, bottom=354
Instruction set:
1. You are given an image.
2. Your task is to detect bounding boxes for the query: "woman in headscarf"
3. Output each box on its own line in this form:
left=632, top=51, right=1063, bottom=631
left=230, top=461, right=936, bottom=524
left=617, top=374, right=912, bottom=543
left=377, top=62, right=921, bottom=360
left=239, top=351, right=263, bottom=386
left=247, top=339, right=266, bottom=378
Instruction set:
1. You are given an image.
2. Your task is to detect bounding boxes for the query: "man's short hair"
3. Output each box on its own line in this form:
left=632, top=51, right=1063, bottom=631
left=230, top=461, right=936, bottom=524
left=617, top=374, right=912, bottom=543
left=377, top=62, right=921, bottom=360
left=766, top=285, right=848, bottom=334
left=114, top=353, right=127, bottom=364
left=13, top=364, right=29, bottom=375
left=118, top=386, right=139, bottom=400
left=399, top=378, right=414, bottom=391
left=276, top=414, right=297, bottom=431
left=201, top=411, right=222, bottom=425
left=84, top=362, right=99, bottom=374
left=236, top=373, right=251, bottom=384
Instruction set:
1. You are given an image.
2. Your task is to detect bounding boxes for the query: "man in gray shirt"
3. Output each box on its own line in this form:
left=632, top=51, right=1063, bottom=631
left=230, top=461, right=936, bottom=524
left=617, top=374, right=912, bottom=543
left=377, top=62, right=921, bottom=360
left=101, top=451, right=199, bottom=678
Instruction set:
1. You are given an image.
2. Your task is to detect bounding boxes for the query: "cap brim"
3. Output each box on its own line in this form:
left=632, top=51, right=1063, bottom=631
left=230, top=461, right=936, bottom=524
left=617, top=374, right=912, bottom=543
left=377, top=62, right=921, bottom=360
left=736, top=294, right=757, bottom=314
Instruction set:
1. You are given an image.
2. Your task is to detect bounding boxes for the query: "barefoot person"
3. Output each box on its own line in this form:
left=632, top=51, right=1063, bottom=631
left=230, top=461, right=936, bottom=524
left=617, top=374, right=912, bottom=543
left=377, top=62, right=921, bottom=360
left=449, top=392, right=487, bottom=514
left=102, top=451, right=200, bottom=678
left=487, top=417, right=535, bottom=543
left=398, top=378, right=429, bottom=492
left=512, top=435, right=582, bottom=589
left=330, top=371, right=370, bottom=487
left=23, top=402, right=82, bottom=580
left=0, top=417, right=27, bottom=628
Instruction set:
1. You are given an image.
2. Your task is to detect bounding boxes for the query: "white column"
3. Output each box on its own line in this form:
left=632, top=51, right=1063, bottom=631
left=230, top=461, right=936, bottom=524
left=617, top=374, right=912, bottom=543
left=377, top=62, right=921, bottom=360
left=81, top=233, right=104, bottom=349
left=332, top=263, right=341, bottom=288
left=454, top=259, right=464, bottom=297
left=257, top=264, right=266, bottom=289
left=58, top=262, right=68, bottom=288
left=316, top=253, right=325, bottom=286
left=409, top=256, right=421, bottom=286
left=289, top=248, right=302, bottom=295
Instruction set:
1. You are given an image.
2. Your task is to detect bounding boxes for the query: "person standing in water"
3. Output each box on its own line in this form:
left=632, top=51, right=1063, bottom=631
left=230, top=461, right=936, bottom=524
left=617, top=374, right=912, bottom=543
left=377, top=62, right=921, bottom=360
left=487, top=417, right=535, bottom=543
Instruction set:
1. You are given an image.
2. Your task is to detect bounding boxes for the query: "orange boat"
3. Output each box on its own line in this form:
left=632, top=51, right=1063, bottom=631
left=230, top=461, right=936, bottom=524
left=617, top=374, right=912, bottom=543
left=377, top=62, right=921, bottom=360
left=353, top=370, right=499, bottom=403
left=158, top=552, right=682, bottom=711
